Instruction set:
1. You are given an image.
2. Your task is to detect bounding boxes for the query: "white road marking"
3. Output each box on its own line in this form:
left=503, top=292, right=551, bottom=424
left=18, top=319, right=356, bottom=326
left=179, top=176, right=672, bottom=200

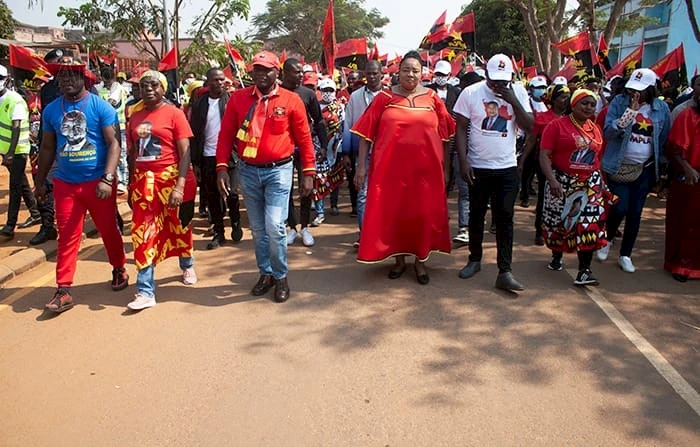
left=567, top=268, right=700, bottom=418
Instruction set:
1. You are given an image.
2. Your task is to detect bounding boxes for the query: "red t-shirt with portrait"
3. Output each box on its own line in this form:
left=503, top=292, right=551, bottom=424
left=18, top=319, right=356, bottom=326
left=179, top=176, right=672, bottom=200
left=540, top=115, right=603, bottom=178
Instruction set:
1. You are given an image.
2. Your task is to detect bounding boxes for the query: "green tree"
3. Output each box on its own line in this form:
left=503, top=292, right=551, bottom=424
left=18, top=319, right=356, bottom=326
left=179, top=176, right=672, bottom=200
left=461, top=0, right=533, bottom=65
left=57, top=0, right=250, bottom=69
left=251, top=0, right=389, bottom=60
left=0, top=0, right=13, bottom=59
left=182, top=33, right=263, bottom=76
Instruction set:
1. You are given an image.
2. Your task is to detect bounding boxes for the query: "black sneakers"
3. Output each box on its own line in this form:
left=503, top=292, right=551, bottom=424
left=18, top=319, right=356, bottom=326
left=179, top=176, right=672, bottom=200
left=574, top=269, right=599, bottom=286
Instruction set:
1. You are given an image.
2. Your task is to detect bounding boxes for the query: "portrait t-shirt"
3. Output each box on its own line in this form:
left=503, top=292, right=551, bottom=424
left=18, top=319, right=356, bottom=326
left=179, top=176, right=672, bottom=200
left=128, top=103, right=194, bottom=172
left=42, top=93, right=118, bottom=184
left=624, top=104, right=654, bottom=164
left=453, top=80, right=532, bottom=169
left=540, top=115, right=602, bottom=179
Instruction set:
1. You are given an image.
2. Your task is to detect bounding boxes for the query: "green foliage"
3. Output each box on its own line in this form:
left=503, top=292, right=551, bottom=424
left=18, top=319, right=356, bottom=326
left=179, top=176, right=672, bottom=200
left=182, top=33, right=262, bottom=76
left=594, top=0, right=659, bottom=36
left=251, top=0, right=389, bottom=60
left=0, top=0, right=14, bottom=58
left=58, top=0, right=250, bottom=67
left=461, top=0, right=533, bottom=63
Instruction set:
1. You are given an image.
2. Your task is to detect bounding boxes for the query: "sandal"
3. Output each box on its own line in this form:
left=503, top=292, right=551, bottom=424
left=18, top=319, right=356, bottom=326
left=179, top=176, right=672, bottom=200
left=45, top=288, right=74, bottom=313
left=414, top=264, right=430, bottom=285
left=388, top=263, right=407, bottom=279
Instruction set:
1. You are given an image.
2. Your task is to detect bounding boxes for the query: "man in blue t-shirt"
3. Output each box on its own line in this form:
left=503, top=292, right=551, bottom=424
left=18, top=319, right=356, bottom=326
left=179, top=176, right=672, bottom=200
left=34, top=62, right=129, bottom=314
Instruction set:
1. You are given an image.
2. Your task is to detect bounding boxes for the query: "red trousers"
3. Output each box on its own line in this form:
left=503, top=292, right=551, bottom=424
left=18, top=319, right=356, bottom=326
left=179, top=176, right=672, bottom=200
left=54, top=178, right=126, bottom=288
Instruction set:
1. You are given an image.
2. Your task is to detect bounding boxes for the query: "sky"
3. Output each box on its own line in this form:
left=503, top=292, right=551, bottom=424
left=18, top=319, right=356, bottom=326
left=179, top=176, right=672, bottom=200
left=6, top=0, right=471, bottom=57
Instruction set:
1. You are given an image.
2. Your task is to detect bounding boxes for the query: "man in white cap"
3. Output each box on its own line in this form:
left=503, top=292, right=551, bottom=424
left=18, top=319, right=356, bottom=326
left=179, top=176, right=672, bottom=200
left=528, top=75, right=549, bottom=113
left=453, top=53, right=534, bottom=292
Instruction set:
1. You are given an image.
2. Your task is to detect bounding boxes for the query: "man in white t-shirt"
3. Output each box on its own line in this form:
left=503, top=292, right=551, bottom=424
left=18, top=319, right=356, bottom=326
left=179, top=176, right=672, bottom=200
left=454, top=54, right=534, bottom=292
left=189, top=68, right=242, bottom=249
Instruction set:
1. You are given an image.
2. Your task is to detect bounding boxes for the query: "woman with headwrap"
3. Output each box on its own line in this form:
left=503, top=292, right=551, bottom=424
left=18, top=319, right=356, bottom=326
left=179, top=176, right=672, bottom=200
left=539, top=89, right=613, bottom=286
left=518, top=83, right=571, bottom=246
left=352, top=50, right=455, bottom=285
left=125, top=70, right=198, bottom=310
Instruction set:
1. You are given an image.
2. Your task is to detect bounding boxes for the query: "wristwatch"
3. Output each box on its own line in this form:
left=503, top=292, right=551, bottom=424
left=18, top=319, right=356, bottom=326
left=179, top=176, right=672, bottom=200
left=102, top=173, right=115, bottom=182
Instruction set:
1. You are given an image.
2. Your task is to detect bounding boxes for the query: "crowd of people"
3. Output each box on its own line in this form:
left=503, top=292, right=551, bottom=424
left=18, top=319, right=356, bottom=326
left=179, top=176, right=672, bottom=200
left=0, top=44, right=698, bottom=314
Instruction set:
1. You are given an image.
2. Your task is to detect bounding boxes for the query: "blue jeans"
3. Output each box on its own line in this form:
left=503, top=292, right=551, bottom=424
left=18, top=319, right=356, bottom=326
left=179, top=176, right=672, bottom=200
left=452, top=153, right=470, bottom=228
left=355, top=154, right=369, bottom=231
left=239, top=161, right=293, bottom=279
left=117, top=130, right=129, bottom=187
left=136, top=256, right=193, bottom=298
left=606, top=163, right=655, bottom=257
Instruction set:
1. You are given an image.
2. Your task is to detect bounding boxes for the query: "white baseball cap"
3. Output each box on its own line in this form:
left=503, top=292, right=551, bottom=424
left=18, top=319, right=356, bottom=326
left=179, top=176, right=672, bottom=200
left=302, top=64, right=314, bottom=73
left=552, top=76, right=568, bottom=86
left=0, top=65, right=8, bottom=77
left=434, top=60, right=451, bottom=76
left=529, top=76, right=548, bottom=88
left=318, top=78, right=336, bottom=91
left=485, top=54, right=514, bottom=81
left=625, top=68, right=658, bottom=91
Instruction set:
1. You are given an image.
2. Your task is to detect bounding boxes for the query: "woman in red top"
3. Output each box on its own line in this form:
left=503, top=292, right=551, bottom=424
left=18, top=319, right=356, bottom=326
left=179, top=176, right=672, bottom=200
left=664, top=76, right=700, bottom=282
left=352, top=51, right=455, bottom=284
left=518, top=84, right=571, bottom=245
left=539, top=89, right=614, bottom=286
left=126, top=71, right=198, bottom=310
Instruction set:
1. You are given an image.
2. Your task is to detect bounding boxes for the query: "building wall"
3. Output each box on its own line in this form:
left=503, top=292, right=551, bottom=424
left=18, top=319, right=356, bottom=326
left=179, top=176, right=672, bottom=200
left=606, top=0, right=697, bottom=83
left=667, top=0, right=699, bottom=81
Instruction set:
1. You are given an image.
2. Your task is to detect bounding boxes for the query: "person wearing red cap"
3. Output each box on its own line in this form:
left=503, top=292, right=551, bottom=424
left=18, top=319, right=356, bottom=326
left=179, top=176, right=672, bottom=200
left=34, top=61, right=128, bottom=313
left=216, top=51, right=315, bottom=303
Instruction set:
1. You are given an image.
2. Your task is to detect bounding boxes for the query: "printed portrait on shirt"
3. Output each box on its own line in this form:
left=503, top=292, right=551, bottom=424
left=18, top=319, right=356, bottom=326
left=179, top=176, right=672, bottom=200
left=60, top=110, right=95, bottom=153
left=135, top=121, right=162, bottom=161
left=569, top=134, right=596, bottom=166
left=561, top=190, right=588, bottom=233
left=480, top=101, right=509, bottom=133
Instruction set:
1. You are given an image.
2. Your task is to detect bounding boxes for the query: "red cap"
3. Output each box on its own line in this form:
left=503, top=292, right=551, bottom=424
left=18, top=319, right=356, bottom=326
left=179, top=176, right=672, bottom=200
left=251, top=51, right=280, bottom=69
left=303, top=71, right=318, bottom=87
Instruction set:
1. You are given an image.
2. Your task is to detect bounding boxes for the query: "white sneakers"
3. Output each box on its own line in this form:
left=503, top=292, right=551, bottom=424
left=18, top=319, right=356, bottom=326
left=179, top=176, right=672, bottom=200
left=618, top=256, right=636, bottom=273
left=182, top=267, right=198, bottom=285
left=301, top=227, right=315, bottom=247
left=597, top=241, right=636, bottom=273
left=127, top=293, right=156, bottom=310
left=286, top=229, right=299, bottom=246
left=311, top=215, right=325, bottom=227
left=596, top=243, right=611, bottom=262
left=452, top=228, right=469, bottom=243
left=287, top=228, right=314, bottom=247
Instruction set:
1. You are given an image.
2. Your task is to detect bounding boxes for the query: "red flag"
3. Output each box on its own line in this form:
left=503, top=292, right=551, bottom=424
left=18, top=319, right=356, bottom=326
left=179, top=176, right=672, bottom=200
left=553, top=31, right=597, bottom=75
left=8, top=44, right=49, bottom=77
left=224, top=38, right=244, bottom=64
left=321, top=0, right=336, bottom=74
left=335, top=38, right=368, bottom=70
left=280, top=50, right=288, bottom=66
left=419, top=10, right=449, bottom=50
left=523, top=65, right=538, bottom=80
left=369, top=45, right=379, bottom=61
left=606, top=43, right=644, bottom=79
left=597, top=34, right=611, bottom=71
left=157, top=47, right=178, bottom=72
left=447, top=12, right=476, bottom=52
left=650, top=43, right=687, bottom=93
left=554, top=58, right=576, bottom=81
left=450, top=53, right=466, bottom=77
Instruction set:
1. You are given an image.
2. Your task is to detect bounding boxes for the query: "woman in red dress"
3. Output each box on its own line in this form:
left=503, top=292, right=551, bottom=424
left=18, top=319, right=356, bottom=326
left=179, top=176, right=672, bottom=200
left=352, top=51, right=455, bottom=284
left=539, top=89, right=614, bottom=286
left=664, top=74, right=700, bottom=282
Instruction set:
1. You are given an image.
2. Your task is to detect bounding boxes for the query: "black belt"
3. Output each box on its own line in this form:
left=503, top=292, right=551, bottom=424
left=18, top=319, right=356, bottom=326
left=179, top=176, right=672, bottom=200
left=242, top=155, right=293, bottom=168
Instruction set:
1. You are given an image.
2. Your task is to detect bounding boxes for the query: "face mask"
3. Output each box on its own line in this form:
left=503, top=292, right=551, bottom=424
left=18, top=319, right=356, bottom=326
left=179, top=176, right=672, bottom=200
left=531, top=87, right=546, bottom=99
left=321, top=91, right=336, bottom=103
left=434, top=75, right=449, bottom=87
left=0, top=79, right=6, bottom=91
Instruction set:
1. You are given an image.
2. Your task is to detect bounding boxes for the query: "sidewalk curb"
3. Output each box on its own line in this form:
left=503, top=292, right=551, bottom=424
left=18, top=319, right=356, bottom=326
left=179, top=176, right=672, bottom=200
left=0, top=202, right=132, bottom=287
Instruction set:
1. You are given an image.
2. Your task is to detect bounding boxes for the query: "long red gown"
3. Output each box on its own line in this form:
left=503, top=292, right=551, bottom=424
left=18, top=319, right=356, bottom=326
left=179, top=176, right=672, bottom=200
left=664, top=106, right=700, bottom=279
left=352, top=89, right=456, bottom=263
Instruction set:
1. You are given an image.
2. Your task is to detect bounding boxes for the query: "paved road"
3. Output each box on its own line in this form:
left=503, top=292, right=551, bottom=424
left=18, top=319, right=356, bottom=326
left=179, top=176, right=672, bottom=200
left=0, top=191, right=698, bottom=446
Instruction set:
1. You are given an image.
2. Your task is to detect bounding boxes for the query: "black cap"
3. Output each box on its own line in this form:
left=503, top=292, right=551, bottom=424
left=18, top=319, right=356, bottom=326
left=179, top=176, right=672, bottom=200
left=44, top=49, right=65, bottom=63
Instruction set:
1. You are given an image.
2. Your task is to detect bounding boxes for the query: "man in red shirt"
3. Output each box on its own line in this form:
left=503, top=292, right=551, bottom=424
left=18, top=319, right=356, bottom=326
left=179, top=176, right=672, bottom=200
left=216, top=51, right=315, bottom=303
